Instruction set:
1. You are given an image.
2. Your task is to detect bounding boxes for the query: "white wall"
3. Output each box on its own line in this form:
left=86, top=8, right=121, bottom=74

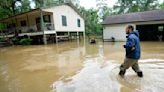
left=103, top=20, right=164, bottom=41
left=103, top=24, right=136, bottom=41
left=43, top=5, right=85, bottom=32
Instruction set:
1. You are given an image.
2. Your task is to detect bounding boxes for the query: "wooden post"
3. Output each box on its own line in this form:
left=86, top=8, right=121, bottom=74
left=83, top=31, right=86, bottom=42
left=40, top=9, right=47, bottom=45
left=77, top=32, right=79, bottom=39
left=56, top=32, right=58, bottom=43
left=12, top=19, right=18, bottom=37
left=26, top=14, right=30, bottom=28
left=68, top=32, right=70, bottom=41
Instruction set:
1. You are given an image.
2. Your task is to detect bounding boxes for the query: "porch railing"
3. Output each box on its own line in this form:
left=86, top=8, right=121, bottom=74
left=0, top=28, right=15, bottom=36
left=44, top=23, right=55, bottom=31
left=0, top=23, right=55, bottom=36
left=18, top=25, right=39, bottom=33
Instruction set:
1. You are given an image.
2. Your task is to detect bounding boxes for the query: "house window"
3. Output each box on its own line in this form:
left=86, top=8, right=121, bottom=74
left=20, top=20, right=26, bottom=27
left=77, top=18, right=81, bottom=27
left=62, top=15, right=67, bottom=26
left=44, top=15, right=51, bottom=23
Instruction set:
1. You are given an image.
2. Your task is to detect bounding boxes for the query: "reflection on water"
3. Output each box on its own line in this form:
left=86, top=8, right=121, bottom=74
left=0, top=41, right=164, bottom=92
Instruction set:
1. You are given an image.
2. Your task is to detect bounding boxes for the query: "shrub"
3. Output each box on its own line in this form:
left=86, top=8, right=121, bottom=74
left=0, top=37, right=6, bottom=42
left=12, top=37, right=20, bottom=45
left=19, top=38, right=32, bottom=45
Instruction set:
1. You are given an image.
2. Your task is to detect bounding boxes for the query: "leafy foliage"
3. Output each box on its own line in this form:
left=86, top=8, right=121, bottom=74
left=113, top=0, right=159, bottom=14
left=12, top=37, right=20, bottom=45
left=0, top=37, right=6, bottom=42
left=33, top=0, right=80, bottom=8
left=160, top=1, right=164, bottom=9
left=79, top=7, right=103, bottom=35
left=19, top=38, right=32, bottom=45
left=0, top=0, right=31, bottom=19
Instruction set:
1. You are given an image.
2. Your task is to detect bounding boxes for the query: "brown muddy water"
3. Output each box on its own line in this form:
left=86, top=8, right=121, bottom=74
left=0, top=40, right=164, bottom=92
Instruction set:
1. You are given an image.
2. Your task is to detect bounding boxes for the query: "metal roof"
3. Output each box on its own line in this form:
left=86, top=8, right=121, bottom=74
left=0, top=3, right=84, bottom=22
left=102, top=9, right=164, bottom=25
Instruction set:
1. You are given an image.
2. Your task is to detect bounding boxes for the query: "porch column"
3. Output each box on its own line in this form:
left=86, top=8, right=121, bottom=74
left=43, top=34, right=47, bottom=45
left=56, top=32, right=58, bottom=43
left=26, top=14, right=30, bottom=28
left=40, top=9, right=47, bottom=45
left=77, top=32, right=79, bottom=39
left=12, top=19, right=18, bottom=37
left=68, top=32, right=70, bottom=40
left=83, top=31, right=86, bottom=42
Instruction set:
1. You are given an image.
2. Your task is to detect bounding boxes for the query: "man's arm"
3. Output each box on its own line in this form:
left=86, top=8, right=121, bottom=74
left=124, top=37, right=135, bottom=51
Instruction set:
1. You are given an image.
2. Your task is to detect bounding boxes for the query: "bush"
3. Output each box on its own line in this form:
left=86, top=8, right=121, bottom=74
left=12, top=37, right=20, bottom=45
left=19, top=38, right=32, bottom=45
left=0, top=37, right=6, bottom=42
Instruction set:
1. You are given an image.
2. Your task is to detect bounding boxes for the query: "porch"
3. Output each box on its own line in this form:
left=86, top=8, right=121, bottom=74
left=0, top=9, right=55, bottom=38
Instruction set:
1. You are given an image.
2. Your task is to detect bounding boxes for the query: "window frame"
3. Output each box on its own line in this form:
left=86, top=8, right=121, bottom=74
left=61, top=15, right=67, bottom=26
left=77, top=18, right=81, bottom=27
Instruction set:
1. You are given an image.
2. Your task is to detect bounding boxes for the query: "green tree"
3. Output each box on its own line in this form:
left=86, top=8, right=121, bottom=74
left=113, top=0, right=159, bottom=14
left=33, top=0, right=44, bottom=7
left=65, top=0, right=80, bottom=7
left=15, top=0, right=31, bottom=13
left=20, top=0, right=31, bottom=12
left=0, top=4, right=11, bottom=19
left=96, top=0, right=107, bottom=20
left=160, top=1, right=164, bottom=9
left=33, top=0, right=79, bottom=8
left=0, top=0, right=18, bottom=19
left=0, top=0, right=32, bottom=19
left=78, top=7, right=102, bottom=35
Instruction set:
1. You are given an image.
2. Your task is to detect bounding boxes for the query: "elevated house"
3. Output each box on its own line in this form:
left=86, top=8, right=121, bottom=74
left=0, top=3, right=85, bottom=44
left=102, top=9, right=164, bottom=41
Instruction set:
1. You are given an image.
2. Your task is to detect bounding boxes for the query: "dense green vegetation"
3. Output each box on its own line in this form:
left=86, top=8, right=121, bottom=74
left=113, top=0, right=160, bottom=14
left=19, top=38, right=32, bottom=45
left=11, top=37, right=20, bottom=45
left=11, top=37, right=32, bottom=45
left=0, top=0, right=164, bottom=36
left=0, top=37, right=6, bottom=42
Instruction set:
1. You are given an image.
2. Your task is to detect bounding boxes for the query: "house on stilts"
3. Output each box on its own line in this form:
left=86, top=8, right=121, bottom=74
left=0, top=3, right=85, bottom=44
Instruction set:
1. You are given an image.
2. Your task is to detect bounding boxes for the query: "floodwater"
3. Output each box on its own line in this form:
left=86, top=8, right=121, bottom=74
left=0, top=40, right=164, bottom=92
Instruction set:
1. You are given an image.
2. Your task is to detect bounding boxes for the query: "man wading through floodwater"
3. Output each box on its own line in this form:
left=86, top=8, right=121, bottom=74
left=119, top=25, right=143, bottom=78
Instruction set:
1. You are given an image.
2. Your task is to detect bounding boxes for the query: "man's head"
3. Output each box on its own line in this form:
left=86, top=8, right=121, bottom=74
left=126, top=25, right=134, bottom=34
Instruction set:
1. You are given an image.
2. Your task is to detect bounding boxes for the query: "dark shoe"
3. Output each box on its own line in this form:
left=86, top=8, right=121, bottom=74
left=137, top=71, right=143, bottom=77
left=119, top=70, right=125, bottom=77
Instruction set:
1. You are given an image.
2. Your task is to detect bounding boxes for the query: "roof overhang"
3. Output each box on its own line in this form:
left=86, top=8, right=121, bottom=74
left=0, top=8, right=53, bottom=23
left=0, top=2, right=84, bottom=23
left=103, top=9, right=164, bottom=25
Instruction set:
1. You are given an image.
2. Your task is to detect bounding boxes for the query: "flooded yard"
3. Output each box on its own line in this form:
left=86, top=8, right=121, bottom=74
left=0, top=41, right=164, bottom=92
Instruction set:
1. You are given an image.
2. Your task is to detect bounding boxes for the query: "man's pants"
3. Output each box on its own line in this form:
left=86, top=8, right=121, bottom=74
left=120, top=58, right=141, bottom=73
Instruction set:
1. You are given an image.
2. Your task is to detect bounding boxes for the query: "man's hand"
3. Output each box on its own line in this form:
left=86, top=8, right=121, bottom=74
left=124, top=45, right=135, bottom=51
left=131, top=47, right=135, bottom=51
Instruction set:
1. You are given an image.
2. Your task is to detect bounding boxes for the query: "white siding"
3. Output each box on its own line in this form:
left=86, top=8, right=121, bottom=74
left=43, top=5, right=85, bottom=32
left=103, top=24, right=136, bottom=41
left=103, top=20, right=164, bottom=41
